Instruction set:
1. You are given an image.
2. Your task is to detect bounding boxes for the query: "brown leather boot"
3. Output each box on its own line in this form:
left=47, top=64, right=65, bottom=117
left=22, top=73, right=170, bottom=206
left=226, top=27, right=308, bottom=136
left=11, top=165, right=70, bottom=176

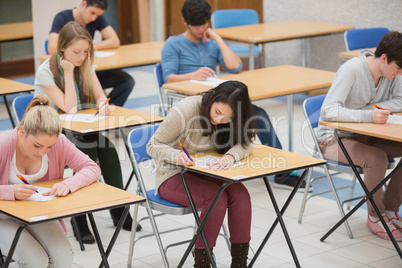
left=230, top=242, right=249, bottom=268
left=193, top=247, right=212, bottom=268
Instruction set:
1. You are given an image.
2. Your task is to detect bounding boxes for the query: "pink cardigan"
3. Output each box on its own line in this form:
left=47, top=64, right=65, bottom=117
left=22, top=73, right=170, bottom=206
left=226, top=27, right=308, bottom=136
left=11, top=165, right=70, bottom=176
left=0, top=129, right=101, bottom=200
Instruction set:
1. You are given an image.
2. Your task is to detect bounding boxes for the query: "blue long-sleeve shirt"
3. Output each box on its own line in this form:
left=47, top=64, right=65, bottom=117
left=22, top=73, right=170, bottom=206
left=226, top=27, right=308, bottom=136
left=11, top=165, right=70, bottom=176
left=161, top=34, right=242, bottom=83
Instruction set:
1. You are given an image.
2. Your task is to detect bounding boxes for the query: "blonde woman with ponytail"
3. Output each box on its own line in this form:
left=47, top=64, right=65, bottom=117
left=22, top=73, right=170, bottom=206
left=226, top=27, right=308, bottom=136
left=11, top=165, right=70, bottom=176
left=34, top=21, right=139, bottom=245
left=0, top=95, right=100, bottom=267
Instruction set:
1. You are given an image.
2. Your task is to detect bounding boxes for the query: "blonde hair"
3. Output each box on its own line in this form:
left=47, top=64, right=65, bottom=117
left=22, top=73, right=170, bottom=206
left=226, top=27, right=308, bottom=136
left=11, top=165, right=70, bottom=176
left=57, top=21, right=94, bottom=99
left=18, top=95, right=62, bottom=136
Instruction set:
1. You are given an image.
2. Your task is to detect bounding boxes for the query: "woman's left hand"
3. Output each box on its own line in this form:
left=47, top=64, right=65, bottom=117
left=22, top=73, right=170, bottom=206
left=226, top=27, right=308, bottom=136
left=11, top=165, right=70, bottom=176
left=98, top=100, right=111, bottom=115
left=43, top=182, right=71, bottom=197
left=206, top=154, right=235, bottom=171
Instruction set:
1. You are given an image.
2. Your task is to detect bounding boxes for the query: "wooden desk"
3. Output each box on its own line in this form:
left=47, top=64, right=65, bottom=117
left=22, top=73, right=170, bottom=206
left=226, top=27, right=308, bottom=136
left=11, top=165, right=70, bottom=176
left=0, top=77, right=34, bottom=128
left=337, top=47, right=376, bottom=60
left=214, top=20, right=354, bottom=70
left=0, top=22, right=33, bottom=42
left=0, top=179, right=145, bottom=268
left=163, top=65, right=336, bottom=151
left=319, top=121, right=402, bottom=258
left=171, top=144, right=326, bottom=267
left=38, top=41, right=164, bottom=71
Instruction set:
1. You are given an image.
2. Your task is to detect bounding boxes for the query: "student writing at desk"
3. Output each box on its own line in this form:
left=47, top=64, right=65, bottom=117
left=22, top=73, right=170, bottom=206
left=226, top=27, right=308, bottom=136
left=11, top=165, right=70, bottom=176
left=35, top=21, right=140, bottom=246
left=0, top=95, right=101, bottom=267
left=48, top=0, right=134, bottom=107
left=147, top=81, right=256, bottom=267
left=317, top=31, right=402, bottom=241
left=162, top=0, right=309, bottom=193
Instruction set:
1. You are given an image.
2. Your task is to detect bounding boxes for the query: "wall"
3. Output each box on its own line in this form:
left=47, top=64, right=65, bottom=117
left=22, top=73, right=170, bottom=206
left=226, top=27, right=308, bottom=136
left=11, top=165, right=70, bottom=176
left=263, top=0, right=402, bottom=71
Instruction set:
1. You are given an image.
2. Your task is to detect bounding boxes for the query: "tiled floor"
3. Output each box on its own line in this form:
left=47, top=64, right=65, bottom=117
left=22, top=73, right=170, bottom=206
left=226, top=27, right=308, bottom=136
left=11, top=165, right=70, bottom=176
left=3, top=66, right=402, bottom=267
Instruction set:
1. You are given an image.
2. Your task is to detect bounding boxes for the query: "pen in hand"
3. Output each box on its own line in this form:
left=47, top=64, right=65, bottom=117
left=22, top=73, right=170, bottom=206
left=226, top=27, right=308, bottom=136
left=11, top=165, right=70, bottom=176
left=178, top=141, right=194, bottom=162
left=16, top=174, right=39, bottom=194
left=372, top=104, right=393, bottom=115
left=94, top=97, right=110, bottom=116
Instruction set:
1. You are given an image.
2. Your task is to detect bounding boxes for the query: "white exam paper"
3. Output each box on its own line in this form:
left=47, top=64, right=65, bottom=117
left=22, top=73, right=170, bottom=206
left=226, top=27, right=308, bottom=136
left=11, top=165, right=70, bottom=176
left=59, top=113, right=107, bottom=123
left=94, top=51, right=115, bottom=58
left=194, top=155, right=246, bottom=170
left=26, top=187, right=57, bottom=202
left=190, top=77, right=227, bottom=87
left=387, top=114, right=402, bottom=125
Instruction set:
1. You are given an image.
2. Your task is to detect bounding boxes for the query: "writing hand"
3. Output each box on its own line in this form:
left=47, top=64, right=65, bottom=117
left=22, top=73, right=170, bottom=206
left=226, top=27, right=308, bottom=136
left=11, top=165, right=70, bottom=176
left=191, top=67, right=216, bottom=81
left=177, top=151, right=195, bottom=166
left=372, top=107, right=391, bottom=124
left=14, top=184, right=37, bottom=200
left=206, top=154, right=235, bottom=171
left=97, top=99, right=111, bottom=115
left=43, top=182, right=71, bottom=197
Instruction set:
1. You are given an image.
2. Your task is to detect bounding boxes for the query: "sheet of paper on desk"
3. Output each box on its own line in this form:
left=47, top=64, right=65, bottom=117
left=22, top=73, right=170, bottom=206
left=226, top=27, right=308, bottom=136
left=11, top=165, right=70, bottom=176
left=94, top=51, right=115, bottom=58
left=59, top=113, right=107, bottom=123
left=194, top=155, right=246, bottom=170
left=190, top=77, right=227, bottom=87
left=387, top=114, right=402, bottom=125
left=26, top=187, right=57, bottom=202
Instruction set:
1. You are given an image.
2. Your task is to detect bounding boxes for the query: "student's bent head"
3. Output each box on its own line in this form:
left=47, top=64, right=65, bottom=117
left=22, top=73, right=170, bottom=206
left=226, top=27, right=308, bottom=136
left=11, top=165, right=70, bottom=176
left=375, top=31, right=402, bottom=68
left=182, top=0, right=211, bottom=26
left=200, top=81, right=257, bottom=153
left=18, top=95, right=62, bottom=137
left=85, top=0, right=108, bottom=10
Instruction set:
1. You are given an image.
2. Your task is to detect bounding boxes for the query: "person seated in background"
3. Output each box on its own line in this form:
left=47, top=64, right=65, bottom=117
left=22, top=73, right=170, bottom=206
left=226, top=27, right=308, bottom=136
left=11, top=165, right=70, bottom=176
left=48, top=0, right=134, bottom=107
left=161, top=0, right=309, bottom=192
left=35, top=21, right=140, bottom=245
left=318, top=31, right=402, bottom=241
left=0, top=95, right=101, bottom=267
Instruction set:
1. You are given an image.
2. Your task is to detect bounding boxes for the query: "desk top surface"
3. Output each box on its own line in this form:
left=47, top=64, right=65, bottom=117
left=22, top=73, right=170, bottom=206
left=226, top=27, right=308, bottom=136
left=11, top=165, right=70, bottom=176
left=0, top=77, right=34, bottom=95
left=0, top=180, right=145, bottom=224
left=213, top=20, right=354, bottom=44
left=163, top=65, right=335, bottom=100
left=38, top=41, right=164, bottom=71
left=0, top=22, right=33, bottom=42
left=170, top=144, right=326, bottom=182
left=61, top=106, right=163, bottom=135
left=319, top=120, right=402, bottom=142
left=337, top=47, right=376, bottom=60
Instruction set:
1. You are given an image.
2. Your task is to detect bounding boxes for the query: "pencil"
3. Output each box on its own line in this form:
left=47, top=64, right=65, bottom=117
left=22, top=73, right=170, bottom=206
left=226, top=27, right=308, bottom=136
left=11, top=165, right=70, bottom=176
left=16, top=174, right=39, bottom=193
left=178, top=141, right=194, bottom=162
left=94, top=97, right=110, bottom=116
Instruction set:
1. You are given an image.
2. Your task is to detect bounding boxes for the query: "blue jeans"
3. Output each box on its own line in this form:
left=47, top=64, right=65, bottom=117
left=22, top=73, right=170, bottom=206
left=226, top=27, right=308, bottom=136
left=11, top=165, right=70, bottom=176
left=252, top=104, right=282, bottom=149
left=96, top=69, right=135, bottom=107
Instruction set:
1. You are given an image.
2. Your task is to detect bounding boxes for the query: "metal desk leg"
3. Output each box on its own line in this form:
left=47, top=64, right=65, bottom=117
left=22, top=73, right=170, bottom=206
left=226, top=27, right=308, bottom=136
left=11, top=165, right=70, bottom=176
left=3, top=224, right=27, bottom=268
left=320, top=130, right=402, bottom=259
left=177, top=170, right=231, bottom=268
left=301, top=38, right=307, bottom=67
left=249, top=170, right=309, bottom=268
left=3, top=96, right=15, bottom=128
left=287, top=94, right=293, bottom=151
left=87, top=213, right=110, bottom=268
left=249, top=44, right=255, bottom=70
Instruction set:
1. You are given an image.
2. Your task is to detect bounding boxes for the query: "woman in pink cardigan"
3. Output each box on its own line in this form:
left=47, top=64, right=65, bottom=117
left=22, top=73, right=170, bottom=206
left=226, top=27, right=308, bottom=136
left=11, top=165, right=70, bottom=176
left=0, top=95, right=100, bottom=267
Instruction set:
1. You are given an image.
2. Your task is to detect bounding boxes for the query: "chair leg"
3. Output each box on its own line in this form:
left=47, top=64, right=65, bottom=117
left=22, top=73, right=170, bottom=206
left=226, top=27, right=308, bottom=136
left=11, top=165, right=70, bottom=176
left=127, top=203, right=140, bottom=267
left=346, top=174, right=358, bottom=211
left=220, top=220, right=231, bottom=251
left=298, top=168, right=313, bottom=223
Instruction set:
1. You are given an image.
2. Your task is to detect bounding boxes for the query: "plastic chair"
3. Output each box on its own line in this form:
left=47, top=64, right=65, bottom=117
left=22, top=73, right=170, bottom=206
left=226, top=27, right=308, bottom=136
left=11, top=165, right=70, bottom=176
left=211, top=9, right=263, bottom=68
left=126, top=124, right=230, bottom=267
left=12, top=93, right=34, bottom=124
left=344, top=27, right=389, bottom=51
left=298, top=94, right=394, bottom=239
left=154, top=62, right=168, bottom=117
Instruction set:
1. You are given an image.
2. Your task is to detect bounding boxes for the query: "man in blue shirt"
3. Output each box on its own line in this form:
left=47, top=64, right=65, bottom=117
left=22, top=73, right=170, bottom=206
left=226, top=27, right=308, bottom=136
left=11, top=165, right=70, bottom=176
left=48, top=0, right=134, bottom=107
left=162, top=0, right=310, bottom=193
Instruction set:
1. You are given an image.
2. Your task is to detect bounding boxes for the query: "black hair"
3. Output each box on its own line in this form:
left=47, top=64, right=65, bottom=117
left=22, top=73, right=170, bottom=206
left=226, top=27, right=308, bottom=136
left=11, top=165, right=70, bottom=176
left=85, top=0, right=108, bottom=10
left=199, top=81, right=257, bottom=154
left=375, top=31, right=402, bottom=68
left=182, top=0, right=211, bottom=26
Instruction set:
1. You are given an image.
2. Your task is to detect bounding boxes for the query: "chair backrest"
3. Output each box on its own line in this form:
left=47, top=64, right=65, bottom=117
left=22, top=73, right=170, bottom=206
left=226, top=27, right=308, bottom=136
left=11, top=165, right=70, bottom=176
left=154, top=62, right=167, bottom=116
left=211, top=9, right=259, bottom=29
left=303, top=94, right=327, bottom=129
left=12, top=93, right=34, bottom=124
left=43, top=39, right=49, bottom=55
left=344, top=27, right=389, bottom=51
left=128, top=124, right=160, bottom=164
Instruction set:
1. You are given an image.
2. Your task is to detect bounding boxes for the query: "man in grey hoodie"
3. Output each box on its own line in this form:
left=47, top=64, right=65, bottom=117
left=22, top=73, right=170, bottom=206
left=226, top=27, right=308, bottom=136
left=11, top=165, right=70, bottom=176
left=317, top=31, right=402, bottom=241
